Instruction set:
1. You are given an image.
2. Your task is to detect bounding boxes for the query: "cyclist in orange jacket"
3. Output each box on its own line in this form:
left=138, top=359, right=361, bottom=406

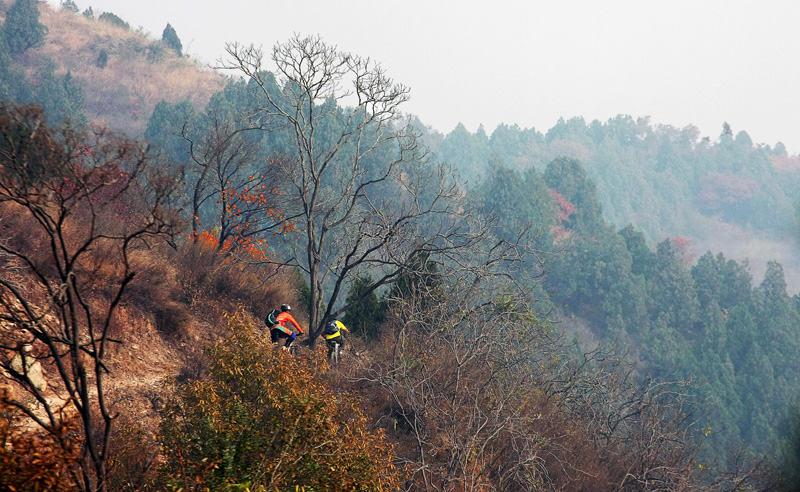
left=270, top=304, right=304, bottom=350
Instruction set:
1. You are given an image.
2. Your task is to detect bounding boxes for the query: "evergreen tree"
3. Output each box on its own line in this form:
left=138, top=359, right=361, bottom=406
left=692, top=251, right=724, bottom=308
left=547, top=224, right=645, bottom=340
left=488, top=123, right=545, bottom=169
left=161, top=23, right=182, bottom=56
left=544, top=116, right=598, bottom=153
left=475, top=163, right=557, bottom=253
left=0, top=23, right=19, bottom=100
left=755, top=262, right=800, bottom=383
left=646, top=239, right=699, bottom=336
left=543, top=157, right=604, bottom=233
left=341, top=274, right=386, bottom=341
left=479, top=165, right=542, bottom=243
left=59, top=0, right=79, bottom=13
left=144, top=99, right=195, bottom=164
left=387, top=250, right=442, bottom=310
left=98, top=11, right=129, bottom=29
left=619, top=225, right=656, bottom=277
left=523, top=167, right=558, bottom=247
left=4, top=0, right=48, bottom=55
left=29, top=61, right=86, bottom=126
left=96, top=48, right=108, bottom=68
left=439, top=122, right=489, bottom=182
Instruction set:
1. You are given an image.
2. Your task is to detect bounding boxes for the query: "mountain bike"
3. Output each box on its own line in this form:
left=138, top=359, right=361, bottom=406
left=276, top=332, right=301, bottom=355
left=328, top=340, right=341, bottom=364
left=287, top=332, right=304, bottom=355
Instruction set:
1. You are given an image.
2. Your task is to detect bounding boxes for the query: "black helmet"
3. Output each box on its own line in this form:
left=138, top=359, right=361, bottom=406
left=281, top=304, right=291, bottom=312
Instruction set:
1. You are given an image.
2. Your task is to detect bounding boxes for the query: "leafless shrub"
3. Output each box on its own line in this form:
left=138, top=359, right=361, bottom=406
left=349, top=265, right=773, bottom=491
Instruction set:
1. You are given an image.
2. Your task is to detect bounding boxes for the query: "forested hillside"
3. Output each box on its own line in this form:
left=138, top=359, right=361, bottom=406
left=476, top=158, right=800, bottom=456
left=0, top=0, right=223, bottom=132
left=427, top=111, right=800, bottom=464
left=1, top=1, right=799, bottom=491
left=429, top=117, right=800, bottom=292
left=430, top=116, right=800, bottom=460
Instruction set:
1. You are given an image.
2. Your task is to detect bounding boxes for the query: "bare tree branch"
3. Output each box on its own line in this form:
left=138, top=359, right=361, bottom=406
left=0, top=104, right=181, bottom=492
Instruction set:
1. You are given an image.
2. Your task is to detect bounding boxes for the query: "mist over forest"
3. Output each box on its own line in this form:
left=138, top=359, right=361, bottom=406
left=2, top=1, right=800, bottom=490
left=426, top=116, right=800, bottom=294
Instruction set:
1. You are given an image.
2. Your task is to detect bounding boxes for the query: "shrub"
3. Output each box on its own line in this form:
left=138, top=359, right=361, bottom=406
left=98, top=11, right=129, bottom=30
left=60, top=0, right=79, bottom=13
left=96, top=48, right=108, bottom=68
left=146, top=41, right=165, bottom=63
left=174, top=240, right=293, bottom=322
left=157, top=312, right=403, bottom=491
left=106, top=416, right=160, bottom=492
left=0, top=397, right=79, bottom=491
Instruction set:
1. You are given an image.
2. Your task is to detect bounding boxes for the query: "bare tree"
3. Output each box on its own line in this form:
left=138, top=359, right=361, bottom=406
left=182, top=109, right=281, bottom=252
left=350, top=263, right=562, bottom=491
left=222, top=35, right=518, bottom=342
left=353, top=278, right=774, bottom=491
left=0, top=104, right=180, bottom=492
left=531, top=344, right=776, bottom=491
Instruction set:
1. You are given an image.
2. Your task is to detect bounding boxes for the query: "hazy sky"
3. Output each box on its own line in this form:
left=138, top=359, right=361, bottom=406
left=48, top=0, right=800, bottom=154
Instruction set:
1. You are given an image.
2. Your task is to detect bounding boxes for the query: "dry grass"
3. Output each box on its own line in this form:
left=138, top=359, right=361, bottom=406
left=0, top=164, right=299, bottom=483
left=173, top=241, right=298, bottom=324
left=24, top=3, right=225, bottom=136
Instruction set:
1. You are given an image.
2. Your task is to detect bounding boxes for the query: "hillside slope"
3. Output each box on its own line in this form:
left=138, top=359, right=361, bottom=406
left=1, top=0, right=224, bottom=135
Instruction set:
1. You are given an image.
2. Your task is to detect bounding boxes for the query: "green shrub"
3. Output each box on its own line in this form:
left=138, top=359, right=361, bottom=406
left=96, top=48, right=108, bottom=68
left=98, top=11, right=129, bottom=29
left=157, top=312, right=403, bottom=491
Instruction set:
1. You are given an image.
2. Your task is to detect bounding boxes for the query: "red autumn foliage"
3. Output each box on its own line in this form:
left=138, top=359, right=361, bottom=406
left=696, top=172, right=759, bottom=213
left=670, top=235, right=696, bottom=265
left=550, top=188, right=576, bottom=222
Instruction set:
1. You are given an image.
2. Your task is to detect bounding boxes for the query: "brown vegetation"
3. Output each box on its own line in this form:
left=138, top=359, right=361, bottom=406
left=0, top=103, right=185, bottom=490
left=158, top=314, right=403, bottom=491
left=2, top=0, right=224, bottom=136
left=0, top=104, right=290, bottom=490
left=0, top=397, right=79, bottom=491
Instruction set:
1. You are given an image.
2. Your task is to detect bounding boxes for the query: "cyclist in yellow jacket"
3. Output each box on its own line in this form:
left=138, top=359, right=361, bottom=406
left=323, top=318, right=349, bottom=360
left=270, top=304, right=304, bottom=350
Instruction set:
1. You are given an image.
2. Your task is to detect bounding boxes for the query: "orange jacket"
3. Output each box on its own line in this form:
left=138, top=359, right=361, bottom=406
left=275, top=312, right=303, bottom=335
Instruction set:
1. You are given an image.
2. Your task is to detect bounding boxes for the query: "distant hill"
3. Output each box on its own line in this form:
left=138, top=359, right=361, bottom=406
left=1, top=0, right=224, bottom=135
left=430, top=117, right=800, bottom=293
left=5, top=0, right=799, bottom=293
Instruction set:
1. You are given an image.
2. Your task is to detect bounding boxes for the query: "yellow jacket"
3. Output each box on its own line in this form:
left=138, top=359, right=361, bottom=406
left=325, top=320, right=349, bottom=340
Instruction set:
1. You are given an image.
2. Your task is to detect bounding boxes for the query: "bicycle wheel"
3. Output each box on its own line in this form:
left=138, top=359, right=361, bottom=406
left=333, top=342, right=340, bottom=363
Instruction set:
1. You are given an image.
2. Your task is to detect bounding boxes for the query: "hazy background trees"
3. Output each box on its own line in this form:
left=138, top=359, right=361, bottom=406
left=4, top=0, right=48, bottom=55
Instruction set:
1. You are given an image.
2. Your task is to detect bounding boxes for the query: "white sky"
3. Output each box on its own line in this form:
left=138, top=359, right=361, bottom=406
left=48, top=0, right=800, bottom=154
